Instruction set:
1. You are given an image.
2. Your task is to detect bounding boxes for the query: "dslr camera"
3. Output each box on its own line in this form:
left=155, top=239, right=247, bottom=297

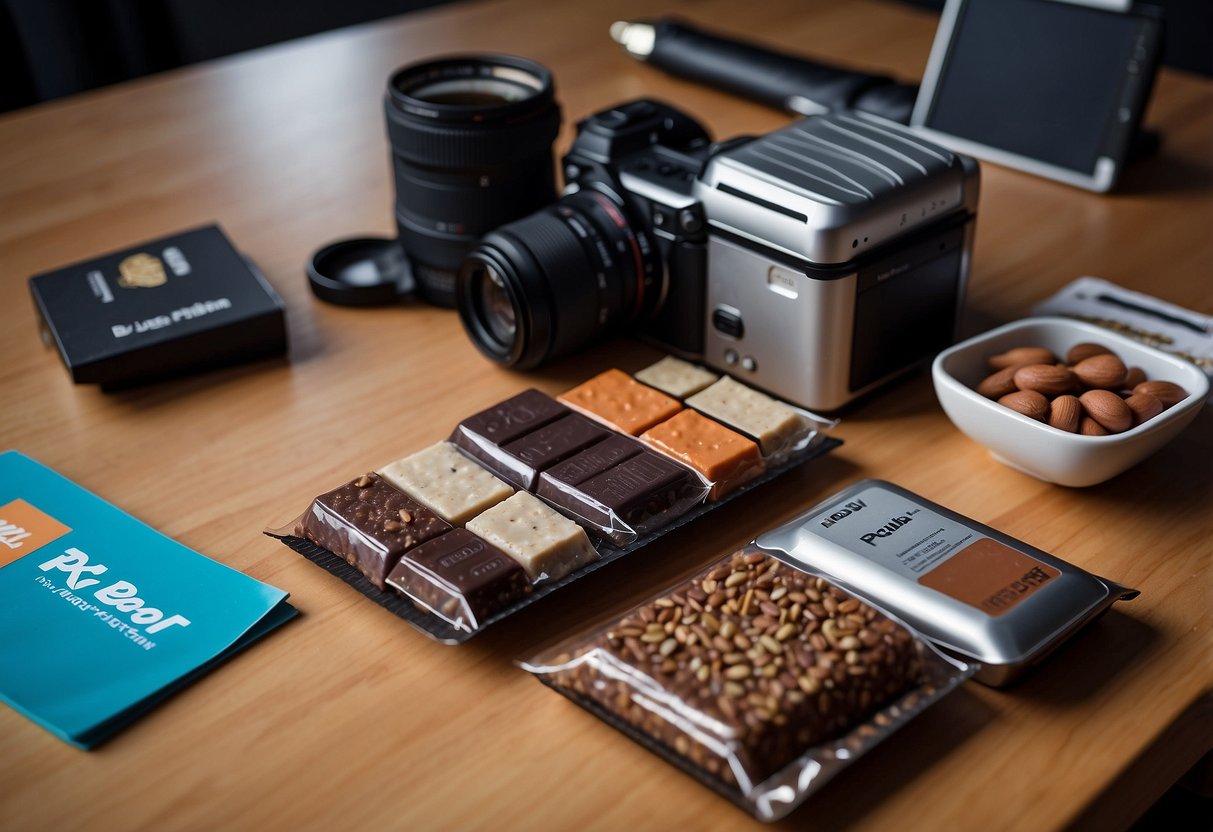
left=457, top=99, right=979, bottom=411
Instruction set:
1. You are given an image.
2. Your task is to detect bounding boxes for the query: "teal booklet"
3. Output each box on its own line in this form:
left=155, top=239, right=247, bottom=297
left=0, top=450, right=296, bottom=748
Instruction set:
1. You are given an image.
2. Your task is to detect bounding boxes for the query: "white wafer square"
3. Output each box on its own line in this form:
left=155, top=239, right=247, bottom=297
left=634, top=356, right=719, bottom=399
left=379, top=442, right=513, bottom=524
left=686, top=377, right=802, bottom=455
left=466, top=492, right=596, bottom=581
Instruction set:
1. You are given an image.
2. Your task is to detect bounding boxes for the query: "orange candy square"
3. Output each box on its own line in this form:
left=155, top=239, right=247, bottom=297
left=558, top=369, right=683, bottom=436
left=641, top=410, right=764, bottom=500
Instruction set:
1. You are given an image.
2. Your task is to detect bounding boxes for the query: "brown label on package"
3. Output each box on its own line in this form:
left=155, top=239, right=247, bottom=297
left=917, top=538, right=1060, bottom=617
left=0, top=498, right=72, bottom=567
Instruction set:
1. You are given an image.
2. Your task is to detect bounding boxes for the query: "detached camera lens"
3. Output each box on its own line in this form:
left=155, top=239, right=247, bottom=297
left=385, top=55, right=560, bottom=307
left=457, top=189, right=662, bottom=369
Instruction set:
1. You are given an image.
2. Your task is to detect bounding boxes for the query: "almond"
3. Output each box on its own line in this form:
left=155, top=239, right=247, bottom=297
left=1122, top=366, right=1147, bottom=390
left=1132, top=380, right=1188, bottom=408
left=1066, top=342, right=1112, bottom=364
left=997, top=389, right=1049, bottom=421
left=988, top=347, right=1056, bottom=371
left=1072, top=353, right=1127, bottom=390
left=1124, top=392, right=1164, bottom=426
left=975, top=366, right=1021, bottom=399
left=1079, top=389, right=1132, bottom=433
left=1046, top=395, right=1082, bottom=433
left=1013, top=364, right=1075, bottom=396
left=1079, top=417, right=1110, bottom=436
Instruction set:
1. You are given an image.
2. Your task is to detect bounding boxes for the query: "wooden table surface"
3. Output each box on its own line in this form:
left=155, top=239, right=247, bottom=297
left=1, top=0, right=1210, bottom=829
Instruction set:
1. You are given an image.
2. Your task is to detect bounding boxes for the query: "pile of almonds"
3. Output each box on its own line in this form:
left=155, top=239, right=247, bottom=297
left=975, top=342, right=1189, bottom=435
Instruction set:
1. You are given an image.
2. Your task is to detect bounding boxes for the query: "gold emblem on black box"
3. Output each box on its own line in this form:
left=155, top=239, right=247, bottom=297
left=117, top=253, right=167, bottom=288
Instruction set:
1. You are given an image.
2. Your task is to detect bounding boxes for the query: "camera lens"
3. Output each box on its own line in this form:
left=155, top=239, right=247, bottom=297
left=385, top=55, right=561, bottom=307
left=473, top=263, right=518, bottom=348
left=457, top=189, right=662, bottom=368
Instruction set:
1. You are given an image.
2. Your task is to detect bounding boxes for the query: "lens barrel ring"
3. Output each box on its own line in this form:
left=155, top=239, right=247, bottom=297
left=385, top=109, right=561, bottom=168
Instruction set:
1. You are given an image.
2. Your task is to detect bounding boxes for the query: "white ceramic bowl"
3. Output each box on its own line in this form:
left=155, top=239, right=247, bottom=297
left=932, top=317, right=1209, bottom=487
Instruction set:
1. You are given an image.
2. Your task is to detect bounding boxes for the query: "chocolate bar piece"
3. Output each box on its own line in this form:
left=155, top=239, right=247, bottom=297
left=456, top=413, right=609, bottom=490
left=539, top=434, right=644, bottom=489
left=386, top=529, right=532, bottom=629
left=641, top=410, right=765, bottom=500
left=686, top=376, right=804, bottom=456
left=379, top=442, right=513, bottom=525
left=300, top=472, right=451, bottom=589
left=545, top=552, right=922, bottom=785
left=458, top=389, right=569, bottom=447
left=466, top=492, right=597, bottom=582
left=559, top=369, right=683, bottom=435
left=539, top=448, right=705, bottom=538
left=634, top=356, right=719, bottom=399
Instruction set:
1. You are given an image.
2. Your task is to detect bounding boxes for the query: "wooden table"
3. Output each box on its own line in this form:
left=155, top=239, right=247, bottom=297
left=1, top=0, right=1209, bottom=828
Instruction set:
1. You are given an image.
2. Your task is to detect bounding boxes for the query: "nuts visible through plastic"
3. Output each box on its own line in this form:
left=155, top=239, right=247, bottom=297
left=546, top=551, right=923, bottom=786
left=975, top=343, right=1188, bottom=434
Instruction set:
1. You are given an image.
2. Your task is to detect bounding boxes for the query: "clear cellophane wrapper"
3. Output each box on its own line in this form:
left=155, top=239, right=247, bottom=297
left=522, top=546, right=973, bottom=820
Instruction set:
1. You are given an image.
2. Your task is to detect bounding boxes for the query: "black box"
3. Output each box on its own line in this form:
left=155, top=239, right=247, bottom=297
left=29, top=225, right=287, bottom=388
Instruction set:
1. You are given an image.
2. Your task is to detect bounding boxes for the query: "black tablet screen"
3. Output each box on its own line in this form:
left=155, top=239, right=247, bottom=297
left=924, top=0, right=1143, bottom=174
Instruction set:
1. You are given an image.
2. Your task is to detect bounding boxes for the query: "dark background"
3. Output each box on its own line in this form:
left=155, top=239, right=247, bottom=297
left=1, top=0, right=1209, bottom=114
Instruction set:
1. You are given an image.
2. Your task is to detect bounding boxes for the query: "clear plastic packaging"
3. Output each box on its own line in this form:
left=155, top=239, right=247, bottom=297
left=267, top=366, right=841, bottom=643
left=523, top=547, right=972, bottom=820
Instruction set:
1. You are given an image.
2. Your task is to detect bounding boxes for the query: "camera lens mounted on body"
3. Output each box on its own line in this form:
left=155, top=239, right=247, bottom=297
left=458, top=188, right=663, bottom=368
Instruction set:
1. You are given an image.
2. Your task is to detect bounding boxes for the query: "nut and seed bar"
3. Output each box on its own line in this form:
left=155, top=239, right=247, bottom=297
left=545, top=551, right=921, bottom=786
left=299, top=472, right=451, bottom=589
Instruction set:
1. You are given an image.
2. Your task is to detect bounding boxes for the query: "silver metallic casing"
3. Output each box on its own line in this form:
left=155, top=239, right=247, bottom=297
left=698, top=112, right=975, bottom=265
left=754, top=480, right=1138, bottom=686
left=692, top=112, right=979, bottom=411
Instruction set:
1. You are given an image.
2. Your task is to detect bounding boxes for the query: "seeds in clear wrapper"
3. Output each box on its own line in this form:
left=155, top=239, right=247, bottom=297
left=546, top=551, right=923, bottom=788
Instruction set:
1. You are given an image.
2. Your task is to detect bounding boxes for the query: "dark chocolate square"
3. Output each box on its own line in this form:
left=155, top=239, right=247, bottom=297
left=386, top=529, right=532, bottom=628
left=459, top=413, right=609, bottom=489
left=539, top=444, right=703, bottom=536
left=538, top=434, right=644, bottom=491
left=301, top=472, right=451, bottom=589
left=457, top=389, right=568, bottom=447
left=579, top=451, right=703, bottom=529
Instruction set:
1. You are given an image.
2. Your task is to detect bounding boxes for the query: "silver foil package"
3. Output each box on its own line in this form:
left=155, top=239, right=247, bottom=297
left=755, top=479, right=1139, bottom=685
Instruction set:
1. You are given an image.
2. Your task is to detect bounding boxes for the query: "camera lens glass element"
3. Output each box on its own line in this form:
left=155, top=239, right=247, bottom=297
left=384, top=55, right=561, bottom=307
left=457, top=188, right=662, bottom=369
left=473, top=264, right=518, bottom=348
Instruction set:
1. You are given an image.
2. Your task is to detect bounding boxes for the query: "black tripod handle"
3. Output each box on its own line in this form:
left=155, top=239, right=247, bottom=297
left=613, top=18, right=919, bottom=124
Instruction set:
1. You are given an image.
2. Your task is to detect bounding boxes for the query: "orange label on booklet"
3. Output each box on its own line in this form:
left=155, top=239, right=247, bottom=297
left=917, top=538, right=1060, bottom=617
left=0, top=498, right=71, bottom=567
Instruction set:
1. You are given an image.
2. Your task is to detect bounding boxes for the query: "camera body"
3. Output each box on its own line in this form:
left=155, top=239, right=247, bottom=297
left=568, top=100, right=979, bottom=411
left=458, top=99, right=979, bottom=412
